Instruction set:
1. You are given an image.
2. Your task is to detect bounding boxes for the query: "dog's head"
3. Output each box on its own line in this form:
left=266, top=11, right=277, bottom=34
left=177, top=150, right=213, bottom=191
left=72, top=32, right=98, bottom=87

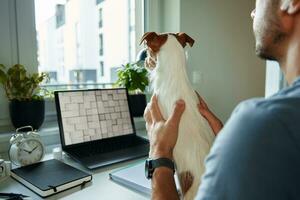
left=140, top=32, right=195, bottom=53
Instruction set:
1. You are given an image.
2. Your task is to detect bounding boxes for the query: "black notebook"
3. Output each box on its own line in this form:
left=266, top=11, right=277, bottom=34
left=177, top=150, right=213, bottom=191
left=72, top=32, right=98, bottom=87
left=11, top=159, right=92, bottom=197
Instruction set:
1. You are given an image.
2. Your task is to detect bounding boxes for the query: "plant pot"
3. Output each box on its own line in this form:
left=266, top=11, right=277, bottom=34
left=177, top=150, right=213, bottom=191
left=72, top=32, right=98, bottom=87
left=128, top=94, right=147, bottom=117
left=9, top=99, right=45, bottom=130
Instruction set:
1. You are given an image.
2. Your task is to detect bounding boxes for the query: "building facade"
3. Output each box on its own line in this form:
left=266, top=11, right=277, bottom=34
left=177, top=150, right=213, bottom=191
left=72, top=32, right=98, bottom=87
left=35, top=0, right=136, bottom=85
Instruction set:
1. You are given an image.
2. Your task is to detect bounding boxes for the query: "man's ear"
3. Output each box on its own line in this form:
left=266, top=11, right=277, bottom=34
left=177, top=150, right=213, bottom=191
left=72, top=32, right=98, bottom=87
left=281, top=0, right=300, bottom=14
left=175, top=33, right=195, bottom=48
left=140, top=32, right=168, bottom=53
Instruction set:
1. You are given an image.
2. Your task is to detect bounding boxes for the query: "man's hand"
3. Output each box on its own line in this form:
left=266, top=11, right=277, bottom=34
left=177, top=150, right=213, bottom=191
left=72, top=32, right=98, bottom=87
left=144, top=95, right=186, bottom=159
left=196, top=92, right=223, bottom=135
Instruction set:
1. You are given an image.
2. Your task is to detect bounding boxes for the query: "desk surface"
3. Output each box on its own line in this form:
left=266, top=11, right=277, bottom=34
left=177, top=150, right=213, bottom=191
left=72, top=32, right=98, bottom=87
left=0, top=154, right=149, bottom=200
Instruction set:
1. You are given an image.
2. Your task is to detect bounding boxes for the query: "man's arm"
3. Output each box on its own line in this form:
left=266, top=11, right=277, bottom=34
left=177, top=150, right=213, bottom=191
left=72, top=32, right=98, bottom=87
left=144, top=95, right=185, bottom=200
left=152, top=167, right=179, bottom=200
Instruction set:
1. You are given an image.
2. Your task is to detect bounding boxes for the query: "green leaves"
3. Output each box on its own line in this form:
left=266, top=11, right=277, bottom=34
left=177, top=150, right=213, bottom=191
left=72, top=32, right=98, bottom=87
left=0, top=64, right=49, bottom=100
left=115, top=62, right=149, bottom=93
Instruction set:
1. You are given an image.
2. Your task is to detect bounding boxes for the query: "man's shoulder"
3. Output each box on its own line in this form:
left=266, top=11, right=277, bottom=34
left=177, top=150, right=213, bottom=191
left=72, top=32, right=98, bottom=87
left=211, top=95, right=300, bottom=163
left=243, top=83, right=300, bottom=115
left=229, top=97, right=279, bottom=130
left=233, top=92, right=300, bottom=133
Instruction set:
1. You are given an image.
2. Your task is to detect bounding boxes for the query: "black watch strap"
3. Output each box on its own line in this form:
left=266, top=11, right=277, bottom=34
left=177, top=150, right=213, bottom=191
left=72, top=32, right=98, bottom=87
left=145, top=158, right=175, bottom=179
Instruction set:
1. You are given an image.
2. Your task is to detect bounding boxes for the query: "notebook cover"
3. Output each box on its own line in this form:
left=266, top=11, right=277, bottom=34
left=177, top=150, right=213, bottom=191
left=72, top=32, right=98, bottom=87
left=11, top=159, right=92, bottom=191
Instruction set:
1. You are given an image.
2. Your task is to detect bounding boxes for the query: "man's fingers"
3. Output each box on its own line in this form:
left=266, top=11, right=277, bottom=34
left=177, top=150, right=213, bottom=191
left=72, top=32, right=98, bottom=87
left=166, top=100, right=185, bottom=128
left=150, top=95, right=164, bottom=122
left=196, top=91, right=212, bottom=120
left=198, top=103, right=209, bottom=119
left=195, top=91, right=209, bottom=109
left=144, top=104, right=152, bottom=133
left=144, top=103, right=152, bottom=124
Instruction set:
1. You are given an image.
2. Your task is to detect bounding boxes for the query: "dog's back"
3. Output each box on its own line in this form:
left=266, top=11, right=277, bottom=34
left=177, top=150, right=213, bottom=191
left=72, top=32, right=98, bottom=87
left=142, top=32, right=215, bottom=200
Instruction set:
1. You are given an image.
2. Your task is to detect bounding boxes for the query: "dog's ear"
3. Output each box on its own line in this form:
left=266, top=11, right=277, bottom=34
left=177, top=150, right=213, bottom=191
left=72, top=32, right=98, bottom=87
left=175, top=32, right=195, bottom=48
left=140, top=32, right=168, bottom=53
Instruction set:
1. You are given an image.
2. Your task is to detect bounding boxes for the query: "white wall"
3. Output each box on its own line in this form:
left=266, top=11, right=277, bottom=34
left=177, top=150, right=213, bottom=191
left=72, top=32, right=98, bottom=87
left=147, top=0, right=266, bottom=122
left=161, top=0, right=180, bottom=33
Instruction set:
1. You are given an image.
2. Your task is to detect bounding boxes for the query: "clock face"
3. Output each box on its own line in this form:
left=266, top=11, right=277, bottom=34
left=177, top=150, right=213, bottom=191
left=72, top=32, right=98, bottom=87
left=17, top=139, right=44, bottom=166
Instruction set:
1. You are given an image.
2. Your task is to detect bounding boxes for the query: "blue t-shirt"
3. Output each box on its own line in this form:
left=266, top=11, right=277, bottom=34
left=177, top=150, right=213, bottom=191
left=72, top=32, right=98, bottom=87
left=197, top=77, right=300, bottom=200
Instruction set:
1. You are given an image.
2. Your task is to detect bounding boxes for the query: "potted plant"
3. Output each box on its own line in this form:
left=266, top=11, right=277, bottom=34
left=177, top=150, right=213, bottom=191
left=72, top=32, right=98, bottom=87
left=115, top=61, right=149, bottom=117
left=0, top=64, right=49, bottom=130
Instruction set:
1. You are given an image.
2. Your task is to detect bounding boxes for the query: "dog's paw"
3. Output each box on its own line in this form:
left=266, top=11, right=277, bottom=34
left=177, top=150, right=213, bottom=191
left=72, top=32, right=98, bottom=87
left=179, top=171, right=194, bottom=195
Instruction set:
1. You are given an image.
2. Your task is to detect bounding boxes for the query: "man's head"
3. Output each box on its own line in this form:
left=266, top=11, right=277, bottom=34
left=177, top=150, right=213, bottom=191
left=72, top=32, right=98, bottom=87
left=252, top=0, right=300, bottom=61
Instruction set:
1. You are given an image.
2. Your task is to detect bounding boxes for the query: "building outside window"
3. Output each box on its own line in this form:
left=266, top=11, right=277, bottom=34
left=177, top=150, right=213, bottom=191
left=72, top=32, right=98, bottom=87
left=48, top=72, right=58, bottom=83
left=99, top=8, right=103, bottom=28
left=75, top=22, right=82, bottom=66
left=99, top=34, right=104, bottom=56
left=69, top=69, right=97, bottom=84
left=99, top=61, right=104, bottom=77
left=55, top=4, right=65, bottom=28
left=34, top=0, right=138, bottom=88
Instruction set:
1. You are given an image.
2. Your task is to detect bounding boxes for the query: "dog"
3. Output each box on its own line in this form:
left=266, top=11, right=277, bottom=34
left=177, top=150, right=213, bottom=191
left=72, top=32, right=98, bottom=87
left=141, top=32, right=215, bottom=200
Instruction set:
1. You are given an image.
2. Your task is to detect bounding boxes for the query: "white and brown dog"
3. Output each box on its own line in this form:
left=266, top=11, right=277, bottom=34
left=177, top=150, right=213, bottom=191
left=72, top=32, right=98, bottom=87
left=141, top=32, right=215, bottom=200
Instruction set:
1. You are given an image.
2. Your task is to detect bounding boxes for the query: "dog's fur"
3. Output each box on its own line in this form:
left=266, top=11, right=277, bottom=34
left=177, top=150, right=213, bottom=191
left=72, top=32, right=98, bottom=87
left=141, top=32, right=215, bottom=200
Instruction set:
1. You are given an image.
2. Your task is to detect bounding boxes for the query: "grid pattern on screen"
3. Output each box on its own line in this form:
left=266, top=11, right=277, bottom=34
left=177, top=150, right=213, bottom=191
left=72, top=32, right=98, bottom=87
left=58, top=89, right=134, bottom=145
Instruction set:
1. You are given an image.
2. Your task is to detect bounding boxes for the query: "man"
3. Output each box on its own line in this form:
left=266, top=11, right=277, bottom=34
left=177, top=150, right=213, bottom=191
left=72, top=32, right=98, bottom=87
left=144, top=0, right=300, bottom=199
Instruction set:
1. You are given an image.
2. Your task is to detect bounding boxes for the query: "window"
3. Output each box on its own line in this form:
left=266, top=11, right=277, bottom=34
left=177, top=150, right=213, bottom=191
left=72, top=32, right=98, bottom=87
left=96, top=0, right=104, bottom=4
left=34, top=0, right=140, bottom=89
left=0, top=0, right=144, bottom=147
left=99, top=34, right=104, bottom=56
left=48, top=72, right=58, bottom=83
left=55, top=4, right=65, bottom=28
left=69, top=70, right=97, bottom=84
left=100, top=61, right=104, bottom=77
left=99, top=8, right=103, bottom=28
left=265, top=61, right=287, bottom=97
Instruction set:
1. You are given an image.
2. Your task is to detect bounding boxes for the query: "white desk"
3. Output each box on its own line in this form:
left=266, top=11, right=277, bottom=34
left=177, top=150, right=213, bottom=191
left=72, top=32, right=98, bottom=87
left=0, top=154, right=149, bottom=200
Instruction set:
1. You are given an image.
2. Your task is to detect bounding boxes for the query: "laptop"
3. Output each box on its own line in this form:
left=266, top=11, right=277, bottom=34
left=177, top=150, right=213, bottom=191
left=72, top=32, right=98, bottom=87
left=54, top=88, right=149, bottom=169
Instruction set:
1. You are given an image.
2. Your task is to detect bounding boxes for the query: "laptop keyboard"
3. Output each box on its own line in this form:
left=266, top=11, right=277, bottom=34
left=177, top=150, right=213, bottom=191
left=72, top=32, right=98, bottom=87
left=69, top=136, right=149, bottom=158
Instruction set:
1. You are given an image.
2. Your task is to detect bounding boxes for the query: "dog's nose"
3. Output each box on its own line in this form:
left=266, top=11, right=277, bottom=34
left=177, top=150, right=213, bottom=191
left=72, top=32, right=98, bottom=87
left=136, top=48, right=148, bottom=62
left=145, top=56, right=157, bottom=70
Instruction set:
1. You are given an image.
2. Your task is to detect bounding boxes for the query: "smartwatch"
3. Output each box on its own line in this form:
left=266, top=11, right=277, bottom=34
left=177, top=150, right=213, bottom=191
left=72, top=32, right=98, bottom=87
left=145, top=158, right=175, bottom=179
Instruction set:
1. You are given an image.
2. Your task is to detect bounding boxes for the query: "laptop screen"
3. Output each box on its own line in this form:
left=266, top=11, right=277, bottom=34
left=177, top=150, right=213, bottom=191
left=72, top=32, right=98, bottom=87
left=56, top=88, right=135, bottom=146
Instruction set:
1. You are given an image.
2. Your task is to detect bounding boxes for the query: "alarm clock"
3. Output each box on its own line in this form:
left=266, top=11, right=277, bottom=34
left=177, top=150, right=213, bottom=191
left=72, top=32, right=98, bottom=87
left=9, top=126, right=45, bottom=166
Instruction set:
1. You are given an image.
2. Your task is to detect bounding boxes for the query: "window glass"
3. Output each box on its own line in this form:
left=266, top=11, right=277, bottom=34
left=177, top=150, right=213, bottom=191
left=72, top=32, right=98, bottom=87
left=35, top=0, right=137, bottom=90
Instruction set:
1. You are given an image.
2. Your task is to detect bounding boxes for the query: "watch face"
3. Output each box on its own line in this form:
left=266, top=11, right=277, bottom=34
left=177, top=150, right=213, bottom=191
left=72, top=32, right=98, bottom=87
left=17, top=139, right=44, bottom=166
